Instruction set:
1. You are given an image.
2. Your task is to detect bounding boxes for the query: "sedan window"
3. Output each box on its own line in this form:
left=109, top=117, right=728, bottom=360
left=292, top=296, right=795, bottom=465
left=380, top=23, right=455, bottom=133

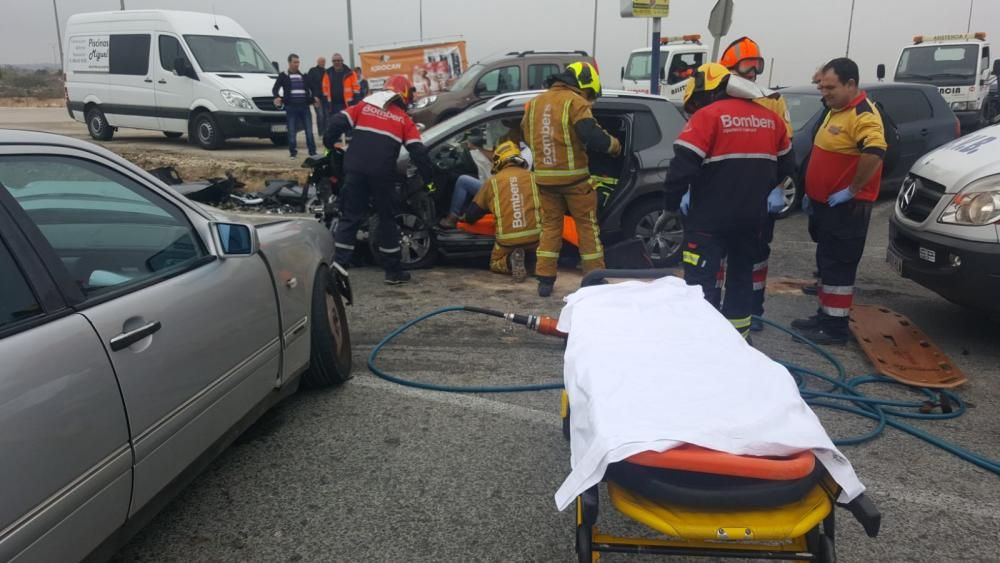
left=869, top=89, right=934, bottom=124
left=0, top=239, right=43, bottom=330
left=0, top=156, right=206, bottom=298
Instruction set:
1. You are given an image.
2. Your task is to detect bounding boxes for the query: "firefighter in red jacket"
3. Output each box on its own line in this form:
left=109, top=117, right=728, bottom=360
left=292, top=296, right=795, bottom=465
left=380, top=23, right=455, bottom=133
left=324, top=75, right=434, bottom=285
left=664, top=63, right=795, bottom=339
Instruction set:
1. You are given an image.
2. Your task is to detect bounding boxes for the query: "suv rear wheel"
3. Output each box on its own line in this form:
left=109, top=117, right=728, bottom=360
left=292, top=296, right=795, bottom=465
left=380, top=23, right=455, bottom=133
left=622, top=198, right=683, bottom=266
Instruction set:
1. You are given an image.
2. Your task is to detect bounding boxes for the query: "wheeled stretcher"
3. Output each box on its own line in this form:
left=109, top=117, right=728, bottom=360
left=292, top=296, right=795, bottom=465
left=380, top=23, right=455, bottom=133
left=560, top=270, right=881, bottom=562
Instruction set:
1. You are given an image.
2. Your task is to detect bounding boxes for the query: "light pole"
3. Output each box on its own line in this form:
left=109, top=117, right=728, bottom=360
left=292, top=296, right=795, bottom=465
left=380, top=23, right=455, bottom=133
left=845, top=0, right=856, bottom=57
left=346, top=0, right=355, bottom=67
left=420, top=0, right=424, bottom=42
left=592, top=0, right=598, bottom=56
left=967, top=0, right=975, bottom=33
left=120, top=0, right=125, bottom=9
left=52, top=0, right=64, bottom=69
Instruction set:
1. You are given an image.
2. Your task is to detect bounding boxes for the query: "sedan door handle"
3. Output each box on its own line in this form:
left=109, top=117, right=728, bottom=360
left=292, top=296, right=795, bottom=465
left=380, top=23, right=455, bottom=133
left=110, top=321, right=162, bottom=351
left=920, top=128, right=929, bottom=136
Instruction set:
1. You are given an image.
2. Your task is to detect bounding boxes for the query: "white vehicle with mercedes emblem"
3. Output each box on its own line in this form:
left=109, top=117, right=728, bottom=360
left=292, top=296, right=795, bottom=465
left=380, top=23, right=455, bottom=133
left=888, top=123, right=1000, bottom=314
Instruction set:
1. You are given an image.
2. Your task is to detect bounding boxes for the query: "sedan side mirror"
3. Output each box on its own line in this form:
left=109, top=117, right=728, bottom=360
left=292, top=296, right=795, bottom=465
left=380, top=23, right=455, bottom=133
left=876, top=64, right=886, bottom=81
left=212, top=222, right=259, bottom=257
left=474, top=82, right=487, bottom=96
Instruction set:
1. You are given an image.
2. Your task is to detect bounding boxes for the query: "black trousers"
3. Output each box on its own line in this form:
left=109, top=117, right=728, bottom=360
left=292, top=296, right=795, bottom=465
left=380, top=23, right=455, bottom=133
left=334, top=173, right=402, bottom=273
left=683, top=228, right=760, bottom=337
left=808, top=199, right=873, bottom=326
left=751, top=217, right=775, bottom=316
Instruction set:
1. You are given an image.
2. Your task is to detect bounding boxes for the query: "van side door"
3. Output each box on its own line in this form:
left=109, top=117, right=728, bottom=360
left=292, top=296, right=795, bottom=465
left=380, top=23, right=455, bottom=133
left=153, top=33, right=196, bottom=134
left=104, top=33, right=159, bottom=131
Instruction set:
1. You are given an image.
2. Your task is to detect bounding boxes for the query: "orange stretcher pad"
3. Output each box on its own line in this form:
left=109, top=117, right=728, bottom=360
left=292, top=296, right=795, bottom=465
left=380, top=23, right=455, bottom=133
left=849, top=304, right=968, bottom=388
left=457, top=214, right=579, bottom=246
left=626, top=444, right=816, bottom=481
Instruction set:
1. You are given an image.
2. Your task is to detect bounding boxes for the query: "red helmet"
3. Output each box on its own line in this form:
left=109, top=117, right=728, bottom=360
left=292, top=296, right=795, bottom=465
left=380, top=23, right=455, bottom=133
left=384, top=74, right=415, bottom=105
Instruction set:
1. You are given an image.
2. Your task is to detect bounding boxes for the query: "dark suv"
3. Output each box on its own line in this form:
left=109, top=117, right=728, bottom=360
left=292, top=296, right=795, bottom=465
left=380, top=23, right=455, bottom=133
left=777, top=82, right=959, bottom=216
left=381, top=90, right=687, bottom=268
left=409, top=50, right=597, bottom=127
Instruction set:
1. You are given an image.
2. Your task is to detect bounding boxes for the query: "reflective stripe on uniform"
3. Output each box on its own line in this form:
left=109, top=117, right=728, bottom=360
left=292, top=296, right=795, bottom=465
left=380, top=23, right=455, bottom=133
left=821, top=305, right=851, bottom=317
left=729, top=316, right=752, bottom=338
left=702, top=153, right=778, bottom=164
left=335, top=242, right=355, bottom=250
left=530, top=176, right=542, bottom=227
left=536, top=250, right=560, bottom=258
left=820, top=284, right=853, bottom=295
left=528, top=99, right=537, bottom=156
left=819, top=285, right=853, bottom=317
left=588, top=210, right=603, bottom=254
left=497, top=228, right=541, bottom=241
left=562, top=100, right=574, bottom=172
left=491, top=178, right=504, bottom=238
left=580, top=252, right=603, bottom=261
left=534, top=168, right=590, bottom=178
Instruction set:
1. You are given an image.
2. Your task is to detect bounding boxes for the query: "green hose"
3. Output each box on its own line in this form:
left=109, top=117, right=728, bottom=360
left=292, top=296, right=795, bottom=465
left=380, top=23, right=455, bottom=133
left=368, top=307, right=1000, bottom=475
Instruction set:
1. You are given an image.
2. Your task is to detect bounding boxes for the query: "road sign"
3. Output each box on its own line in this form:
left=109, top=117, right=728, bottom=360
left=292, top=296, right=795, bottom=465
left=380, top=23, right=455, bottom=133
left=708, top=0, right=735, bottom=60
left=620, top=0, right=670, bottom=18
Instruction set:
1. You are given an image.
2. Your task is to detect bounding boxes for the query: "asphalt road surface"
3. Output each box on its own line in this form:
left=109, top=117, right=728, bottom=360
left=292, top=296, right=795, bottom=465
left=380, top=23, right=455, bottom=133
left=3, top=110, right=998, bottom=561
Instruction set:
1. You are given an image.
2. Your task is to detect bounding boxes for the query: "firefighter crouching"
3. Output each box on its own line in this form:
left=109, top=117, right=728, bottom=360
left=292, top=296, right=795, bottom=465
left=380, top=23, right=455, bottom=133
left=324, top=75, right=434, bottom=285
left=664, top=63, right=795, bottom=339
left=521, top=61, right=622, bottom=297
left=462, top=141, right=541, bottom=283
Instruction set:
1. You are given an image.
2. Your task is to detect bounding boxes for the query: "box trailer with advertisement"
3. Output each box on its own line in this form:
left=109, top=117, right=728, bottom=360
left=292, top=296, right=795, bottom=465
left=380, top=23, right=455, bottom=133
left=64, top=10, right=286, bottom=149
left=880, top=33, right=998, bottom=132
left=359, top=40, right=469, bottom=100
left=620, top=35, right=708, bottom=103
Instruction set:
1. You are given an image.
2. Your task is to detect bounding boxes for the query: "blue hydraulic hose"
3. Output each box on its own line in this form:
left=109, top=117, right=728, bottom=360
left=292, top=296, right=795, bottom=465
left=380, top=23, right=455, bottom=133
left=368, top=306, right=1000, bottom=475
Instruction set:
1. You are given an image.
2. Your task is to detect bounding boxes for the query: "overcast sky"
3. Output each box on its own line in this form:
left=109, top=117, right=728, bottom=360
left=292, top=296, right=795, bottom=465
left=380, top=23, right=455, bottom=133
left=4, top=0, right=999, bottom=87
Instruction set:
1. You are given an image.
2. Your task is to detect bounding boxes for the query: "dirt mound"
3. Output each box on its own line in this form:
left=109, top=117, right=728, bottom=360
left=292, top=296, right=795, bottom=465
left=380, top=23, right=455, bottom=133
left=115, top=148, right=307, bottom=190
left=0, top=97, right=64, bottom=108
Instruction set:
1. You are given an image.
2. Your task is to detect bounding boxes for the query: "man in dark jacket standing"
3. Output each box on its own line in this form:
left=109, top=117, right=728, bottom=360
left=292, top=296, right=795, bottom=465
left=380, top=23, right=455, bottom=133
left=307, top=56, right=328, bottom=136
left=272, top=53, right=317, bottom=159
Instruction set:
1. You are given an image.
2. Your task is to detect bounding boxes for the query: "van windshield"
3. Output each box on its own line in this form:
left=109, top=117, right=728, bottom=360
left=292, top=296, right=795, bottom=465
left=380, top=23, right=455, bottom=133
left=448, top=64, right=484, bottom=92
left=895, top=44, right=979, bottom=83
left=184, top=35, right=273, bottom=73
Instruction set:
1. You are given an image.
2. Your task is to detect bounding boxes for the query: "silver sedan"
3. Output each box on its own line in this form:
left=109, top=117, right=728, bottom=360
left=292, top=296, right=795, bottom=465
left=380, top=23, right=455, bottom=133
left=0, top=130, right=352, bottom=562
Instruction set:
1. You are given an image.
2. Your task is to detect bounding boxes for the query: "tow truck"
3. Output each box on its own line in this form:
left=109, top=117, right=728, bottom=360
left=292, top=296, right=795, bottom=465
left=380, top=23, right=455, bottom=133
left=879, top=32, right=999, bottom=131
left=620, top=35, right=709, bottom=103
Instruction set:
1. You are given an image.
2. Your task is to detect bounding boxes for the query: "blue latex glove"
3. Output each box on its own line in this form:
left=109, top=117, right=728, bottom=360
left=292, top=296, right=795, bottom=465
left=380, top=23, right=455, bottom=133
left=767, top=186, right=785, bottom=214
left=802, top=194, right=813, bottom=216
left=827, top=187, right=855, bottom=207
left=680, top=190, right=691, bottom=215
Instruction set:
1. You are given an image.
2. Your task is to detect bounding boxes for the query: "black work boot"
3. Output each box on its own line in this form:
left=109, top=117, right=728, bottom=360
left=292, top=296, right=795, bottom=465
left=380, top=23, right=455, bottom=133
left=537, top=276, right=556, bottom=297
left=791, top=314, right=823, bottom=330
left=384, top=270, right=411, bottom=285
left=794, top=316, right=850, bottom=346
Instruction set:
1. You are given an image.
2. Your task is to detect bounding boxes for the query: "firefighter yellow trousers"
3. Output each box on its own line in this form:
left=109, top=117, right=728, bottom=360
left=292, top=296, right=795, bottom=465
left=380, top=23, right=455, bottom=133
left=535, top=180, right=605, bottom=277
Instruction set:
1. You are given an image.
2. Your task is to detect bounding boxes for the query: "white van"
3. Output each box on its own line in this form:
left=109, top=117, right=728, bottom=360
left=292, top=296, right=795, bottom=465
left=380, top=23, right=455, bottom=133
left=620, top=35, right=708, bottom=103
left=887, top=124, right=1000, bottom=314
left=64, top=10, right=287, bottom=149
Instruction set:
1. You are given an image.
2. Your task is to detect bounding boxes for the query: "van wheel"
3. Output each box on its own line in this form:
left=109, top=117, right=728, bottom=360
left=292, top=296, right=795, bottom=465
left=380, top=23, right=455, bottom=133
left=190, top=112, right=224, bottom=150
left=302, top=265, right=352, bottom=388
left=86, top=107, right=114, bottom=141
left=163, top=131, right=183, bottom=139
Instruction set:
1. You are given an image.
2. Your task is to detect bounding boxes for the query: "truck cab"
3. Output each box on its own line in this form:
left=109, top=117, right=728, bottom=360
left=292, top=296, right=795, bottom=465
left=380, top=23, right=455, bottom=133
left=885, top=33, right=998, bottom=131
left=620, top=35, right=709, bottom=103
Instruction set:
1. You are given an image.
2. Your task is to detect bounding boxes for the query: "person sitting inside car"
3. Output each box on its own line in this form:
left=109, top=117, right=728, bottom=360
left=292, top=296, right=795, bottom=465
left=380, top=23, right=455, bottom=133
left=463, top=141, right=540, bottom=283
left=440, top=133, right=493, bottom=229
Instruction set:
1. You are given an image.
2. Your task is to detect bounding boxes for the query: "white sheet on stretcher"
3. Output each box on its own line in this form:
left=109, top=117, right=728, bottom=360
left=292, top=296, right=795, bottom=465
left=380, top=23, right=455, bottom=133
left=553, top=276, right=865, bottom=511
